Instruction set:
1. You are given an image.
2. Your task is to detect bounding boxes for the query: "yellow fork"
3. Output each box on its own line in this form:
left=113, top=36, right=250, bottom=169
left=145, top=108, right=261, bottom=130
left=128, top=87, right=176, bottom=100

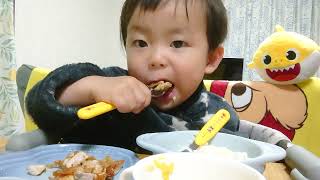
left=77, top=102, right=115, bottom=120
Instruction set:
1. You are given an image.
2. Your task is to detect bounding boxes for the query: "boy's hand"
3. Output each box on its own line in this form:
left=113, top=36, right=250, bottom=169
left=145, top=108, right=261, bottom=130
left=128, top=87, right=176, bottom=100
left=89, top=76, right=151, bottom=114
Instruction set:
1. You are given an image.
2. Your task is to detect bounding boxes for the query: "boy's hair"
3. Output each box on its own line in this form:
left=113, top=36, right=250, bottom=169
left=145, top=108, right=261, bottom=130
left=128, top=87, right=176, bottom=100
left=120, top=0, right=228, bottom=51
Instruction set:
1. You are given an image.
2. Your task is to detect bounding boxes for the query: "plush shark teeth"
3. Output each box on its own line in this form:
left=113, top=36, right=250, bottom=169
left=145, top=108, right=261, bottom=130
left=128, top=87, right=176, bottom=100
left=269, top=64, right=296, bottom=72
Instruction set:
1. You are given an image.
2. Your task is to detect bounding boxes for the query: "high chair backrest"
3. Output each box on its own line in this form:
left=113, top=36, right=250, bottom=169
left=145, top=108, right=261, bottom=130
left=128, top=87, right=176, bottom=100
left=16, top=64, right=50, bottom=132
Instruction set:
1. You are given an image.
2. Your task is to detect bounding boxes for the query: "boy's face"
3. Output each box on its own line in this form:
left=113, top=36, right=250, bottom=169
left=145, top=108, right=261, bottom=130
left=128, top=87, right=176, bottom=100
left=126, top=1, right=220, bottom=110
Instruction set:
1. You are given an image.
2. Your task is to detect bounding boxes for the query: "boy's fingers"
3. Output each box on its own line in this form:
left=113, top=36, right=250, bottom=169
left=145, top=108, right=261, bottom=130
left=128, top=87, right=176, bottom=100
left=133, top=96, right=150, bottom=114
left=113, top=91, right=136, bottom=113
left=112, top=79, right=151, bottom=114
left=138, top=82, right=152, bottom=107
left=131, top=87, right=150, bottom=114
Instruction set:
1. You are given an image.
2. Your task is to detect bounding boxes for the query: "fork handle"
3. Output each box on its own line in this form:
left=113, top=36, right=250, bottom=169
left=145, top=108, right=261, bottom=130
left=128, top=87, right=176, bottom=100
left=77, top=102, right=116, bottom=120
left=194, top=109, right=230, bottom=146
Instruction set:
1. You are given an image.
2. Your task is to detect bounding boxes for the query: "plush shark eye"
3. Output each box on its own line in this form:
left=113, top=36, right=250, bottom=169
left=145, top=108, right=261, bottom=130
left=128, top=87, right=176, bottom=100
left=262, top=55, right=272, bottom=65
left=286, top=49, right=298, bottom=60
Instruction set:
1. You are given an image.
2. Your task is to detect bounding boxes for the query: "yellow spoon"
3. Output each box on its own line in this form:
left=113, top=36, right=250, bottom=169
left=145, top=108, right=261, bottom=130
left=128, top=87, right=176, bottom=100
left=77, top=102, right=116, bottom=120
left=182, top=109, right=231, bottom=152
left=77, top=89, right=167, bottom=120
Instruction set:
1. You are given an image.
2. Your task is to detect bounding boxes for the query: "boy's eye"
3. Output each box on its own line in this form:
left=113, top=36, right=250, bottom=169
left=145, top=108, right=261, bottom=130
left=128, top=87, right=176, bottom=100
left=133, top=40, right=148, bottom=48
left=170, top=40, right=186, bottom=48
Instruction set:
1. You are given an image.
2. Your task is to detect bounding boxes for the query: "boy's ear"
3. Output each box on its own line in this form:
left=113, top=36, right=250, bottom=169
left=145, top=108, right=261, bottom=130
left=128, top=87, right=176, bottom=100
left=205, top=46, right=224, bottom=74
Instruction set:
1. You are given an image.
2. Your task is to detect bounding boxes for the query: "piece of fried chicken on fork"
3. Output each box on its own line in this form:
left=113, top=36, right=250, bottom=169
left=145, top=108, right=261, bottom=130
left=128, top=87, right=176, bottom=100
left=148, top=81, right=173, bottom=97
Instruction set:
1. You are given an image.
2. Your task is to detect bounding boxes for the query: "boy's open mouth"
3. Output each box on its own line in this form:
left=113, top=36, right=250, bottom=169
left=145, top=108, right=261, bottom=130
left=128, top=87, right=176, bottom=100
left=148, top=80, right=173, bottom=97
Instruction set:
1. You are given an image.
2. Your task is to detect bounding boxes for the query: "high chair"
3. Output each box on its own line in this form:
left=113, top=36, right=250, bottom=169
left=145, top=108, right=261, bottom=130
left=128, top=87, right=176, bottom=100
left=6, top=64, right=320, bottom=158
left=6, top=65, right=51, bottom=151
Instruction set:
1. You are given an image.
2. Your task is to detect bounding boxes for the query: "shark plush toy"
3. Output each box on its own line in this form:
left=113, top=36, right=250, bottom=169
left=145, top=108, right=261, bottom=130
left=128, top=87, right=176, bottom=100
left=248, top=25, right=320, bottom=85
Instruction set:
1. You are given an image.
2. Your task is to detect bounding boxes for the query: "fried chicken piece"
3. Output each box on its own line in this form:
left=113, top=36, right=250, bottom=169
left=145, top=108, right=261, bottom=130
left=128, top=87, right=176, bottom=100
left=74, top=172, right=96, bottom=180
left=49, top=175, right=74, bottom=180
left=82, top=159, right=104, bottom=174
left=27, top=164, right=46, bottom=176
left=148, top=81, right=173, bottom=96
left=62, top=151, right=90, bottom=168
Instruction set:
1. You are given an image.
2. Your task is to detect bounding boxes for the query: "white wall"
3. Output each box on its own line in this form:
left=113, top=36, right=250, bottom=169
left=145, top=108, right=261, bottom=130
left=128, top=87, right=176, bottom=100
left=15, top=0, right=127, bottom=69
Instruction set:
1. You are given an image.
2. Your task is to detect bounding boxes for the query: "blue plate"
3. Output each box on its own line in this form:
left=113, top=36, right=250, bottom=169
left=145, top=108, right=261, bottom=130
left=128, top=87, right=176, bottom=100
left=136, top=131, right=286, bottom=173
left=0, top=144, right=139, bottom=180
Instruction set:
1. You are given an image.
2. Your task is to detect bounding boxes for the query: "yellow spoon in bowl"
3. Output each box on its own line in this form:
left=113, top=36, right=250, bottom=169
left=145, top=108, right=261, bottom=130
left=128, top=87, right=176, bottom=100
left=182, top=109, right=231, bottom=152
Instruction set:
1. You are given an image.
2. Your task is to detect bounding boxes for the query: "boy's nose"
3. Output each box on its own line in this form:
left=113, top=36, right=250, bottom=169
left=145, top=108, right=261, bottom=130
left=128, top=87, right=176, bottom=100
left=149, top=49, right=168, bottom=69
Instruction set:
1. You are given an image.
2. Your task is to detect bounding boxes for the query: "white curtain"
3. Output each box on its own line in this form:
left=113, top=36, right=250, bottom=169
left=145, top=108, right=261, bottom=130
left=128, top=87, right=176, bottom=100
left=0, top=0, right=24, bottom=137
left=223, top=0, right=320, bottom=80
